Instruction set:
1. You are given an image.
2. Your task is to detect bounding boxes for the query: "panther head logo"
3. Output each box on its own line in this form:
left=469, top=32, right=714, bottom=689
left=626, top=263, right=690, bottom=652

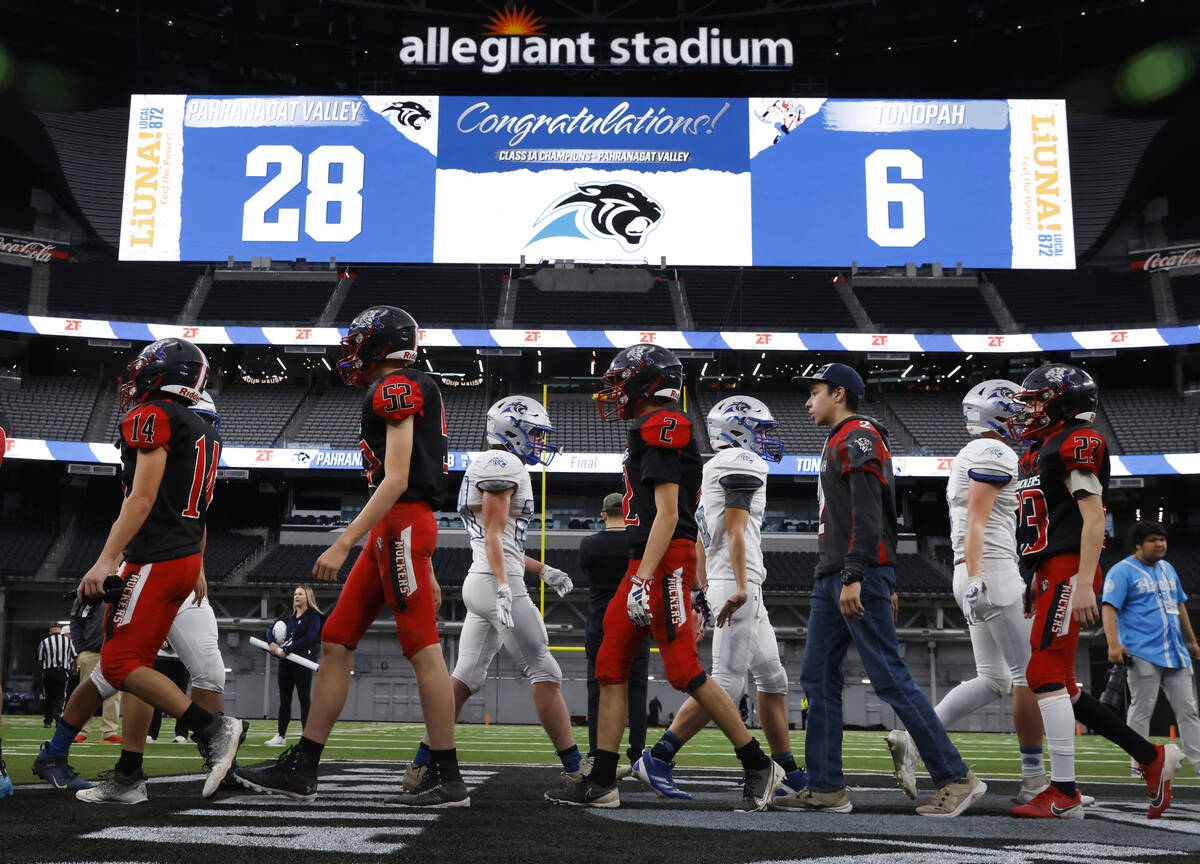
left=503, top=399, right=529, bottom=415
left=727, top=401, right=752, bottom=414
left=528, top=182, right=663, bottom=253
left=384, top=101, right=432, bottom=130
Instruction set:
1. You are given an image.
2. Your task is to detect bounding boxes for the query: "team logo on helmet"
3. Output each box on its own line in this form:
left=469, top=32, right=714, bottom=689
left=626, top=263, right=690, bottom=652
left=383, top=100, right=432, bottom=129
left=527, top=182, right=663, bottom=252
left=1044, top=366, right=1067, bottom=387
left=726, top=401, right=752, bottom=414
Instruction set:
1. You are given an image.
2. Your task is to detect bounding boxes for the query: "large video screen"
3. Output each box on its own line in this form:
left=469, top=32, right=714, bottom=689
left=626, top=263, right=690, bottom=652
left=120, top=95, right=1073, bottom=268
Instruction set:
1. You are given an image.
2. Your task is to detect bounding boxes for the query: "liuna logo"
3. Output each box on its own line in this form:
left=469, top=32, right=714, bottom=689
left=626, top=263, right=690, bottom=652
left=384, top=100, right=432, bottom=130
left=527, top=182, right=663, bottom=253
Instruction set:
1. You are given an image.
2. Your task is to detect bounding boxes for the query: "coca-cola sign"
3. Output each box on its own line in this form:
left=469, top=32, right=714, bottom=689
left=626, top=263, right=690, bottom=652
left=0, top=233, right=68, bottom=263
left=1131, top=245, right=1200, bottom=273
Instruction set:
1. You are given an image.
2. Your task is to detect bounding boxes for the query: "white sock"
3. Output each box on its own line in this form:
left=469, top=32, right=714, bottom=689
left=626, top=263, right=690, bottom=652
left=1020, top=747, right=1045, bottom=780
left=1038, top=691, right=1076, bottom=784
left=934, top=677, right=1000, bottom=729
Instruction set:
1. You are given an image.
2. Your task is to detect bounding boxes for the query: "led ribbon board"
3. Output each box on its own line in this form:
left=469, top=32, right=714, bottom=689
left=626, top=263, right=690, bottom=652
left=121, top=96, right=1072, bottom=269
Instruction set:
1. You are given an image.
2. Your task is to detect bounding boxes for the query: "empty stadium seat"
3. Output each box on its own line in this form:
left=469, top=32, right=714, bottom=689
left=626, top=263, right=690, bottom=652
left=0, top=375, right=98, bottom=440
left=0, top=521, right=59, bottom=580
left=338, top=266, right=503, bottom=328
left=48, top=261, right=202, bottom=322
left=684, top=268, right=856, bottom=331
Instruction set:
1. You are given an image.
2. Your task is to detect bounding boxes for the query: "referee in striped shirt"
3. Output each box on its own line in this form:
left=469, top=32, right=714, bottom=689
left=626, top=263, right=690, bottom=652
left=37, top=626, right=76, bottom=728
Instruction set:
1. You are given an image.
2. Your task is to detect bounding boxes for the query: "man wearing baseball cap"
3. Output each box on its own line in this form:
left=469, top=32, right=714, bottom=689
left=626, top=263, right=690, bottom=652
left=579, top=492, right=647, bottom=775
left=789, top=362, right=984, bottom=817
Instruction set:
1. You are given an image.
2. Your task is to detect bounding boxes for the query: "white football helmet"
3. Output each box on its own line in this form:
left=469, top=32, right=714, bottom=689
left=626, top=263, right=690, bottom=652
left=962, top=379, right=1021, bottom=439
left=485, top=395, right=561, bottom=466
left=189, top=391, right=221, bottom=431
left=707, top=395, right=784, bottom=462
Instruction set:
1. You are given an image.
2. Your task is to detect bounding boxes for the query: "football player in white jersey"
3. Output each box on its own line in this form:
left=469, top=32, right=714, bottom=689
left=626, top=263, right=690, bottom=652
left=634, top=397, right=808, bottom=801
left=404, top=396, right=581, bottom=786
left=885, top=380, right=1073, bottom=806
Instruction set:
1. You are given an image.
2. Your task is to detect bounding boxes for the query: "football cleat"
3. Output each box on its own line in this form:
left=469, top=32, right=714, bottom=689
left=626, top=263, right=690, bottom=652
left=264, top=734, right=287, bottom=747
left=386, top=762, right=469, bottom=808
left=75, top=768, right=148, bottom=805
left=736, top=760, right=785, bottom=812
left=402, top=762, right=428, bottom=792
left=234, top=745, right=319, bottom=800
left=775, top=768, right=809, bottom=802
left=197, top=716, right=247, bottom=799
left=1009, top=785, right=1083, bottom=819
left=1140, top=742, right=1183, bottom=819
left=545, top=773, right=619, bottom=808
left=32, top=743, right=92, bottom=790
left=1013, top=776, right=1095, bottom=806
left=885, top=729, right=918, bottom=800
left=632, top=752, right=692, bottom=800
left=916, top=770, right=986, bottom=817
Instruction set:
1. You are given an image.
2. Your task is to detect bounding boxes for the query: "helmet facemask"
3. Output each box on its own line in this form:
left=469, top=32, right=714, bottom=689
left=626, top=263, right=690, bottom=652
left=1007, top=388, right=1056, bottom=441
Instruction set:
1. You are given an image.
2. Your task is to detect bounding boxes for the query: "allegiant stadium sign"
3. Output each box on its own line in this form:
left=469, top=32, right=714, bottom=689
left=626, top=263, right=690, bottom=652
left=398, top=26, right=794, bottom=75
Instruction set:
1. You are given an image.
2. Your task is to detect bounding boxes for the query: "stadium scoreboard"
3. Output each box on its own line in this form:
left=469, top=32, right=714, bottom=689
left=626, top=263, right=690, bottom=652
left=120, top=95, right=1073, bottom=269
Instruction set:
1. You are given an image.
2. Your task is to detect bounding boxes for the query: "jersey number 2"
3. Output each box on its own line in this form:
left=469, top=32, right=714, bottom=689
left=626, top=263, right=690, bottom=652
left=658, top=416, right=678, bottom=445
left=1018, top=488, right=1049, bottom=555
left=182, top=436, right=221, bottom=519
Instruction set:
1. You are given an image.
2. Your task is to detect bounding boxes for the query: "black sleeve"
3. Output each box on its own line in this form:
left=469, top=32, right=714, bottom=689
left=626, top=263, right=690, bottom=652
left=844, top=470, right=883, bottom=575
left=641, top=446, right=683, bottom=487
left=723, top=488, right=755, bottom=511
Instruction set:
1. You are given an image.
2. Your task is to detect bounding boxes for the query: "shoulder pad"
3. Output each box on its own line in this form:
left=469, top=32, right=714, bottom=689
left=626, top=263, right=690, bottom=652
left=638, top=411, right=691, bottom=449
left=1058, top=428, right=1106, bottom=475
left=473, top=452, right=524, bottom=489
left=372, top=373, right=426, bottom=422
left=121, top=403, right=171, bottom=450
left=709, top=447, right=768, bottom=477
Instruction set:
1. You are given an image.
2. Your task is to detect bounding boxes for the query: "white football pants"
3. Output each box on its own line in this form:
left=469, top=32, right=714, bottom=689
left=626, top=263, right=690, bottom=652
left=168, top=596, right=226, bottom=694
left=707, top=579, right=788, bottom=698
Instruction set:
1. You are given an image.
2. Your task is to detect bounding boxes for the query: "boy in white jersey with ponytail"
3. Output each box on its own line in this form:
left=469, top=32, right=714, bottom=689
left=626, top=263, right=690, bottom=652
left=886, top=380, right=1081, bottom=806
left=635, top=396, right=807, bottom=805
left=404, top=396, right=581, bottom=785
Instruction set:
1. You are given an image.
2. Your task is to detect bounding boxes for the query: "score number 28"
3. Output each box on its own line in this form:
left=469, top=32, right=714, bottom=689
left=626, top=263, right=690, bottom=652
left=242, top=144, right=364, bottom=243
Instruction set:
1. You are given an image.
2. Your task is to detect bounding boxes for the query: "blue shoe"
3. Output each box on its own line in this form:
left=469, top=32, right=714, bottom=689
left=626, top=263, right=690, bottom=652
left=632, top=751, right=692, bottom=800
left=0, top=760, right=12, bottom=798
left=32, top=742, right=92, bottom=790
left=776, top=767, right=809, bottom=800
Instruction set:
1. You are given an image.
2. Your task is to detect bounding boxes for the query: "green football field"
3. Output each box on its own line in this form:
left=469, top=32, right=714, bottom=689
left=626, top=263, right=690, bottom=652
left=2, top=713, right=1196, bottom=787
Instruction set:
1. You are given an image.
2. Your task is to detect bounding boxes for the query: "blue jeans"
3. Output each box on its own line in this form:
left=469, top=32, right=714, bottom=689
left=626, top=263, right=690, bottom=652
left=800, top=566, right=967, bottom=791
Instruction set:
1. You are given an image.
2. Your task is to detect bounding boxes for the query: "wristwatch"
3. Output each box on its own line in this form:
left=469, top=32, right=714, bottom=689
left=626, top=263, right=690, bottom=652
left=840, top=569, right=863, bottom=586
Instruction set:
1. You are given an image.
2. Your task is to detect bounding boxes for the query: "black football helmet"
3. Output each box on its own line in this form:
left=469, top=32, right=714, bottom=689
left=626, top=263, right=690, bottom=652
left=338, top=305, right=420, bottom=388
left=1007, top=363, right=1098, bottom=442
left=119, top=338, right=209, bottom=413
left=596, top=343, right=684, bottom=421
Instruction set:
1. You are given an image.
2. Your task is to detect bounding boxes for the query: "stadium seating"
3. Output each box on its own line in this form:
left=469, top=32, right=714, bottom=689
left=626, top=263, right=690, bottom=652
left=1103, top=388, right=1200, bottom=453
left=203, top=533, right=264, bottom=583
left=199, top=279, right=332, bottom=324
left=853, top=284, right=996, bottom=331
left=513, top=279, right=677, bottom=329
left=684, top=268, right=856, bottom=331
left=211, top=385, right=307, bottom=446
left=0, top=263, right=30, bottom=313
left=992, top=269, right=1154, bottom=330
left=57, top=526, right=112, bottom=581
left=337, top=266, right=505, bottom=328
left=0, top=521, right=59, bottom=580
left=294, top=386, right=361, bottom=447
left=49, top=261, right=202, bottom=322
left=882, top=391, right=973, bottom=455
left=248, top=543, right=477, bottom=587
left=544, top=392, right=628, bottom=453
left=0, top=375, right=98, bottom=440
left=443, top=388, right=490, bottom=451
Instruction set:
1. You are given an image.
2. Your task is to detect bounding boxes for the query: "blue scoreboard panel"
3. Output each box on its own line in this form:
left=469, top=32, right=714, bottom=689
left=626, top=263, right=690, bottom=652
left=120, top=95, right=1072, bottom=268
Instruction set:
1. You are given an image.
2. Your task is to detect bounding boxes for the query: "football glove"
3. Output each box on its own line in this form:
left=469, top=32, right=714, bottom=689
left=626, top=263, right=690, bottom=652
left=64, top=573, right=125, bottom=605
left=961, top=580, right=983, bottom=625
left=627, top=577, right=653, bottom=627
left=541, top=565, right=574, bottom=597
left=691, top=589, right=713, bottom=632
left=496, top=583, right=514, bottom=630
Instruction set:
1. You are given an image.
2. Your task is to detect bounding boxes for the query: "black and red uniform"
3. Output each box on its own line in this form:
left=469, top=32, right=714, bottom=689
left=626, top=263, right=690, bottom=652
left=323, top=368, right=449, bottom=658
left=0, top=408, right=7, bottom=469
left=98, top=396, right=221, bottom=695
left=1017, top=424, right=1110, bottom=695
left=596, top=408, right=707, bottom=693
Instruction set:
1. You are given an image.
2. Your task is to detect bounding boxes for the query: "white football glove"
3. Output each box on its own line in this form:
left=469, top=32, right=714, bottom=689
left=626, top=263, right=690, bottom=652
left=496, top=583, right=514, bottom=630
left=541, top=565, right=574, bottom=597
left=627, top=577, right=653, bottom=627
left=962, top=579, right=983, bottom=626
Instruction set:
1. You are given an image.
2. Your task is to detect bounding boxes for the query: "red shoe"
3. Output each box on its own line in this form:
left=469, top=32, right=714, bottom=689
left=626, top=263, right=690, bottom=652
left=1140, top=742, right=1183, bottom=819
left=1009, top=785, right=1083, bottom=819
left=73, top=732, right=88, bottom=744
left=102, top=734, right=124, bottom=745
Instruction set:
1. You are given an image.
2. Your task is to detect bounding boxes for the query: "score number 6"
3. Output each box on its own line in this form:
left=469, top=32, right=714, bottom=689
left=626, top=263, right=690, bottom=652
left=242, top=144, right=364, bottom=243
left=864, top=149, right=926, bottom=248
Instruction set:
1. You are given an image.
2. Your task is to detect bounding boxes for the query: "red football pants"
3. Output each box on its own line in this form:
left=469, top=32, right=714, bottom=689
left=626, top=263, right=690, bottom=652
left=97, top=554, right=201, bottom=695
left=595, top=538, right=707, bottom=693
left=322, top=501, right=440, bottom=658
left=1026, top=553, right=1101, bottom=697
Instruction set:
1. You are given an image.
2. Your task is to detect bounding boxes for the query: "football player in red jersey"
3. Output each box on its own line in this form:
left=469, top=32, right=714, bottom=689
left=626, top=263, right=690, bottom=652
left=235, top=306, right=467, bottom=807
left=546, top=344, right=783, bottom=810
left=1008, top=363, right=1181, bottom=819
left=31, top=339, right=245, bottom=799
left=0, top=408, right=9, bottom=799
